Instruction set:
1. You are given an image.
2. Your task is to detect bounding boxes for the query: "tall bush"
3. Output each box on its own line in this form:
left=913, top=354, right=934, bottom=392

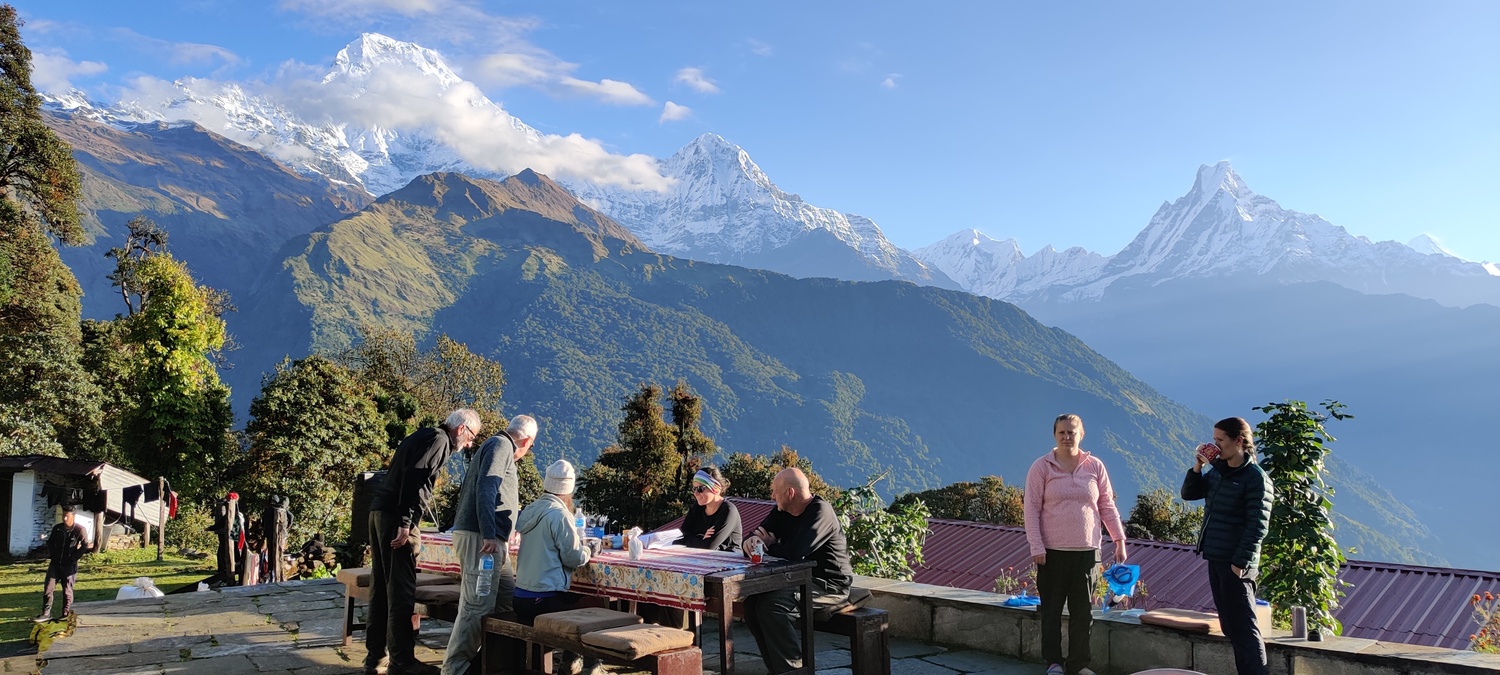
left=835, top=473, right=929, bottom=581
left=1255, top=399, right=1351, bottom=634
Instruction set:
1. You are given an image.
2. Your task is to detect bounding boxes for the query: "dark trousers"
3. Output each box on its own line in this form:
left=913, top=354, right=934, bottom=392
left=41, top=570, right=77, bottom=618
left=1208, top=561, right=1268, bottom=675
left=744, top=581, right=847, bottom=675
left=1037, top=549, right=1097, bottom=672
left=366, top=510, right=419, bottom=669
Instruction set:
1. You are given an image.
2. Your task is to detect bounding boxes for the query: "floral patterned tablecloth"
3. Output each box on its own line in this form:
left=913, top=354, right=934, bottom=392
left=569, top=546, right=751, bottom=612
left=418, top=534, right=750, bottom=611
left=415, top=531, right=461, bottom=575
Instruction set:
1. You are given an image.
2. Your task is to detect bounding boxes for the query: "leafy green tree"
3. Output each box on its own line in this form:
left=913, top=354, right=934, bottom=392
left=105, top=215, right=169, bottom=316
left=336, top=326, right=515, bottom=531
left=1256, top=399, right=1352, bottom=635
left=243, top=356, right=389, bottom=543
left=835, top=473, right=930, bottom=581
left=0, top=6, right=102, bottom=460
left=116, top=253, right=236, bottom=500
left=579, top=384, right=684, bottom=530
left=721, top=446, right=840, bottom=502
left=892, top=475, right=1023, bottom=526
left=1124, top=487, right=1203, bottom=544
left=0, top=5, right=83, bottom=246
left=337, top=326, right=506, bottom=439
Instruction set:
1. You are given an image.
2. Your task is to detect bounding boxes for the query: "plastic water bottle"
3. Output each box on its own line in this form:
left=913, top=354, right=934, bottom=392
left=574, top=508, right=586, bottom=542
left=476, top=553, right=494, bottom=597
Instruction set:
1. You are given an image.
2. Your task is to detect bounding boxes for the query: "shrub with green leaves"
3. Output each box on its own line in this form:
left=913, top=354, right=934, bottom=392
left=835, top=474, right=929, bottom=581
left=1256, top=399, right=1352, bottom=634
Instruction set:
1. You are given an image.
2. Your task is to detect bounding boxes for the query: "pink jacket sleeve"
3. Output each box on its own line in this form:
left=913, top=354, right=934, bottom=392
left=1094, top=458, right=1126, bottom=545
left=1023, top=457, right=1047, bottom=557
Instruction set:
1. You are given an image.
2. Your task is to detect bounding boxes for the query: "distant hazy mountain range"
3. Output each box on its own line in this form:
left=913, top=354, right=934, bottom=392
left=914, top=162, right=1500, bottom=309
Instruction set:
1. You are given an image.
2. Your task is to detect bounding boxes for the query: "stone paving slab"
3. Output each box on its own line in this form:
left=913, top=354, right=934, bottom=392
left=922, top=649, right=1032, bottom=673
left=891, top=638, right=949, bottom=659
left=33, top=578, right=1052, bottom=675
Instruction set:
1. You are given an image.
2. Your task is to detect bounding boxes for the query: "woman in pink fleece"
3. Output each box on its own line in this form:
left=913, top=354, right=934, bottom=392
left=1024, top=414, right=1128, bottom=675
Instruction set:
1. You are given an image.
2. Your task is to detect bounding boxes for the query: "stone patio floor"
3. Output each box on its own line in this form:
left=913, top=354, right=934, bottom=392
left=0, top=579, right=1043, bottom=674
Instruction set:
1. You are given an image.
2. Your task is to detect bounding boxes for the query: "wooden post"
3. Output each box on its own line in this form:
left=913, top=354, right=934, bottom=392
left=156, top=477, right=165, bottom=561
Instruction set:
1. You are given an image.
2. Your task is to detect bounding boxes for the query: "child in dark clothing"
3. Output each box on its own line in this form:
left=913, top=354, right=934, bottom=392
left=35, top=506, right=90, bottom=623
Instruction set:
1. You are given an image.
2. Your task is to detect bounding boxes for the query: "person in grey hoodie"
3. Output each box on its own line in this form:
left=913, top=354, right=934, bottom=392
left=441, top=415, right=536, bottom=675
left=514, top=460, right=604, bottom=674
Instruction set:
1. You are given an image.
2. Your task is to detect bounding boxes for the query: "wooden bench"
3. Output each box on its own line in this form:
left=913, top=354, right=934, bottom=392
left=338, top=567, right=461, bottom=646
left=481, top=615, right=701, bottom=675
left=815, top=606, right=890, bottom=675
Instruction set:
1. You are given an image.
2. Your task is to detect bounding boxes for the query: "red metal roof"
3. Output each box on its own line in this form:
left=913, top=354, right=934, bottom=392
left=660, top=498, right=1500, bottom=650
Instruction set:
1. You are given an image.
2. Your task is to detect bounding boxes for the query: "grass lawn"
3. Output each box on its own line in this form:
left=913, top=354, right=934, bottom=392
left=0, top=548, right=213, bottom=655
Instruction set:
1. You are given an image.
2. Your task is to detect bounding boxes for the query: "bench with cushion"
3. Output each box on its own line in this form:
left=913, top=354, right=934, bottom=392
left=815, top=606, right=890, bottom=675
left=1139, top=608, right=1222, bottom=635
left=482, top=608, right=701, bottom=675
left=338, top=567, right=461, bottom=645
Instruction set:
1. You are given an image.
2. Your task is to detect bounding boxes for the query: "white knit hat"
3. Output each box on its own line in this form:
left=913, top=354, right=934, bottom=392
left=544, top=460, right=576, bottom=495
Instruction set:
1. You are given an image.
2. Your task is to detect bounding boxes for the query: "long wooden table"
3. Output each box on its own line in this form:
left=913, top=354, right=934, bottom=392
left=419, top=535, right=818, bottom=674
left=702, top=557, right=816, bottom=675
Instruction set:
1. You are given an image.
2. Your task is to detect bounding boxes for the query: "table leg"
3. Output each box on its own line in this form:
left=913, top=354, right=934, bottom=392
left=719, top=591, right=734, bottom=674
left=800, top=577, right=815, bottom=673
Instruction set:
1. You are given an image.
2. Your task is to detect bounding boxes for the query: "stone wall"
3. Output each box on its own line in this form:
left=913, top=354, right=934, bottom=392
left=854, top=575, right=1500, bottom=675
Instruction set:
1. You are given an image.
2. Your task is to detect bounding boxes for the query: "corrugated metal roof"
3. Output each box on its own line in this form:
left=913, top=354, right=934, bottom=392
left=0, top=455, right=107, bottom=478
left=658, top=498, right=1500, bottom=651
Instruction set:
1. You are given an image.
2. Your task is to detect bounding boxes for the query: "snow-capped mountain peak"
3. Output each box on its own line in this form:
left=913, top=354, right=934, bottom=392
left=325, top=33, right=461, bottom=88
left=1407, top=234, right=1455, bottom=258
left=913, top=229, right=1104, bottom=300
left=1190, top=160, right=1253, bottom=201
left=564, top=135, right=955, bottom=286
left=916, top=164, right=1500, bottom=308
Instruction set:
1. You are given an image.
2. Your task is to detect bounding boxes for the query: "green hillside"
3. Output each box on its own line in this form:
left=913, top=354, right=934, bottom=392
left=232, top=171, right=1206, bottom=496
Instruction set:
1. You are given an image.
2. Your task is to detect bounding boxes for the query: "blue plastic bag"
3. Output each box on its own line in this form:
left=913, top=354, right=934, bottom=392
left=1003, top=594, right=1041, bottom=607
left=1101, top=564, right=1141, bottom=612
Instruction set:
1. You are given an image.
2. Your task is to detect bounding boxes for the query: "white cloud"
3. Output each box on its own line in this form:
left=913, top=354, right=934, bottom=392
left=659, top=101, right=691, bottom=124
left=673, top=67, right=720, bottom=94
left=471, top=52, right=557, bottom=88
left=109, top=28, right=240, bottom=67
left=747, top=39, right=773, bottom=57
left=557, top=77, right=654, bottom=106
left=112, top=62, right=672, bottom=192
left=881, top=73, right=901, bottom=90
left=31, top=51, right=108, bottom=93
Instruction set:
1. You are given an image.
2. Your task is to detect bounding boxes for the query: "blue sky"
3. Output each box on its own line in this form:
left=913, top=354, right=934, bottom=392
left=18, top=0, right=1500, bottom=261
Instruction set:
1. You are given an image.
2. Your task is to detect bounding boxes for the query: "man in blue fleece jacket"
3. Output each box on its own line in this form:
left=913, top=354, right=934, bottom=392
left=441, top=415, right=536, bottom=675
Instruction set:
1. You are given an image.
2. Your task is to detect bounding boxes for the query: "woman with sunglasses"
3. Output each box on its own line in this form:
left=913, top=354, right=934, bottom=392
left=676, top=467, right=742, bottom=551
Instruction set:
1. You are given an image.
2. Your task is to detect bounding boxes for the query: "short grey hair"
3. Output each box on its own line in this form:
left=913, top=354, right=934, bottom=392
left=507, top=414, right=538, bottom=441
left=445, top=408, right=482, bottom=435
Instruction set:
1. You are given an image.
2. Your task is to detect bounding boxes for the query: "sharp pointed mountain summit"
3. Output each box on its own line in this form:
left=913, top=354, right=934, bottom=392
left=916, top=162, right=1500, bottom=308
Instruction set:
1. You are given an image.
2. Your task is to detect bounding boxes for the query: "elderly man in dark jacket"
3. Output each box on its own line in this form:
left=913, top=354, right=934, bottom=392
left=1182, top=417, right=1274, bottom=675
left=365, top=409, right=482, bottom=675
